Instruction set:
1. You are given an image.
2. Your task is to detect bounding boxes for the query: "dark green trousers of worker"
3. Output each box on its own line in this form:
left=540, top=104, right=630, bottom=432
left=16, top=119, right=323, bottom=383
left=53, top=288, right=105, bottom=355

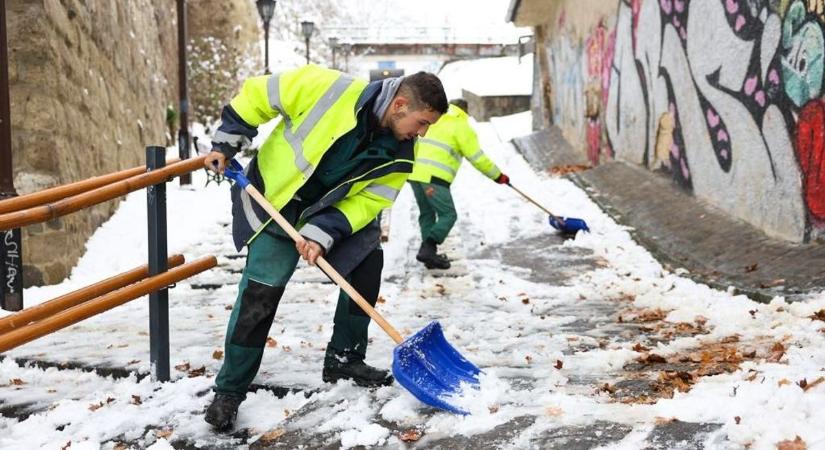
left=409, top=180, right=457, bottom=245
left=214, top=227, right=383, bottom=398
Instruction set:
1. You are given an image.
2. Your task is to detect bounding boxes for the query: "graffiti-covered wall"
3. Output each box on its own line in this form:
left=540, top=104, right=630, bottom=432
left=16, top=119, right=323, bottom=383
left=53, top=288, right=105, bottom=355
left=545, top=0, right=825, bottom=242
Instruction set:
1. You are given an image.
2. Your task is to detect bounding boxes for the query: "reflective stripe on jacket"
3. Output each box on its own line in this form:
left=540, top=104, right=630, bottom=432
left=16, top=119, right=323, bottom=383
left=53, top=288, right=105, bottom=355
left=214, top=65, right=414, bottom=273
left=408, top=104, right=501, bottom=184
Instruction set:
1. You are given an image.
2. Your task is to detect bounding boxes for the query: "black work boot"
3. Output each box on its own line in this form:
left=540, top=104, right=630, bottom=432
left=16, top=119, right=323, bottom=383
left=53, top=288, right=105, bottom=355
left=204, top=393, right=244, bottom=432
left=416, top=239, right=451, bottom=269
left=323, top=357, right=394, bottom=387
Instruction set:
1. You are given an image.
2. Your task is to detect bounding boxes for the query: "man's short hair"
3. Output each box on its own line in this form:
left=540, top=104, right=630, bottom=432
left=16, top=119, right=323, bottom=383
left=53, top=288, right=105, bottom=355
left=449, top=98, right=468, bottom=112
left=398, top=72, right=448, bottom=114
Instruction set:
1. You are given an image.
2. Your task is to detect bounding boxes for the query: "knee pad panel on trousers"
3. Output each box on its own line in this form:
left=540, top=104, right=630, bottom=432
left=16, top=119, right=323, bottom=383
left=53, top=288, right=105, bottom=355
left=230, top=280, right=285, bottom=347
left=348, top=249, right=383, bottom=317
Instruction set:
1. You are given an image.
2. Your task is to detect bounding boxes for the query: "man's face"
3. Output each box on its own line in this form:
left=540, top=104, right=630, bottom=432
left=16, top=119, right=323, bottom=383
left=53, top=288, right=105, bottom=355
left=386, top=97, right=442, bottom=141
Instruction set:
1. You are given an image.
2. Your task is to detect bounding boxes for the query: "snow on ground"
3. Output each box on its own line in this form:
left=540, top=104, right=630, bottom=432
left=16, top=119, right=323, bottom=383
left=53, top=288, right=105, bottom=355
left=1, top=62, right=825, bottom=449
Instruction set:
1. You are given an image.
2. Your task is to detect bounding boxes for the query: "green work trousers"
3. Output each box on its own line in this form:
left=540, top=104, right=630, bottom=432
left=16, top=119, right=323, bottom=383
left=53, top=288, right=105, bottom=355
left=214, top=225, right=383, bottom=398
left=409, top=181, right=457, bottom=245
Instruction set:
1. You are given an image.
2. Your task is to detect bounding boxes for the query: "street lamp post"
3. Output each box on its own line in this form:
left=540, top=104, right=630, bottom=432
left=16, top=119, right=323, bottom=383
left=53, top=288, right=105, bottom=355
left=340, top=42, right=351, bottom=73
left=328, top=36, right=339, bottom=70
left=176, top=0, right=190, bottom=186
left=301, top=20, right=314, bottom=65
left=256, top=0, right=277, bottom=74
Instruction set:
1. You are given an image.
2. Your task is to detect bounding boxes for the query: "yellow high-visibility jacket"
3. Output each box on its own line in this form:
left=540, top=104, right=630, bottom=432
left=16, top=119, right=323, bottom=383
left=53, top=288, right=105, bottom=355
left=409, top=104, right=501, bottom=184
left=213, top=65, right=414, bottom=264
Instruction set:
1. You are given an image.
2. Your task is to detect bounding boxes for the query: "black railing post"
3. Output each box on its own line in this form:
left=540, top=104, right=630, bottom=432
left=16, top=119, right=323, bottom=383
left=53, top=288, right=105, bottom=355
left=0, top=0, right=21, bottom=312
left=146, top=146, right=170, bottom=382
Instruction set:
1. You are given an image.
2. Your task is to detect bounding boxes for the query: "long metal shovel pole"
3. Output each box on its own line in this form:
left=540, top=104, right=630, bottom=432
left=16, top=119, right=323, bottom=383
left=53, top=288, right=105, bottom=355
left=241, top=184, right=404, bottom=344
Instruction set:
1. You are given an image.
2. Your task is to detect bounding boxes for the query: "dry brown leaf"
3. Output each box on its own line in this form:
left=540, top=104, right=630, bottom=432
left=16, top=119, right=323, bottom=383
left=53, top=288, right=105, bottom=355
left=636, top=309, right=668, bottom=322
left=525, top=355, right=533, bottom=364
left=282, top=345, right=292, bottom=353
left=654, top=416, right=677, bottom=425
left=545, top=406, right=564, bottom=416
left=113, top=444, right=128, bottom=450
left=187, top=366, right=206, bottom=378
left=174, top=362, right=190, bottom=372
left=760, top=278, right=786, bottom=288
left=632, top=342, right=650, bottom=352
left=259, top=428, right=286, bottom=443
left=131, top=395, right=142, bottom=405
left=156, top=429, right=173, bottom=439
left=554, top=360, right=563, bottom=370
left=777, top=436, right=806, bottom=450
left=549, top=164, right=591, bottom=176
left=778, top=378, right=792, bottom=387
left=721, top=335, right=740, bottom=344
left=768, top=342, right=786, bottom=363
left=376, top=295, right=386, bottom=304
left=521, top=298, right=530, bottom=305
left=399, top=428, right=423, bottom=442
left=802, top=376, right=825, bottom=392
left=9, top=378, right=24, bottom=386
left=488, top=404, right=500, bottom=413
left=745, top=370, right=759, bottom=382
left=810, top=309, right=825, bottom=322
left=212, top=350, right=224, bottom=360
left=266, top=337, right=278, bottom=348
left=638, top=353, right=668, bottom=364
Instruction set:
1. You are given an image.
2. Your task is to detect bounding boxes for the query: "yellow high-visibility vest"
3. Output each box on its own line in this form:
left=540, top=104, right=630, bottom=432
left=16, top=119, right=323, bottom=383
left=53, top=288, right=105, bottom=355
left=230, top=64, right=411, bottom=238
left=409, top=104, right=501, bottom=184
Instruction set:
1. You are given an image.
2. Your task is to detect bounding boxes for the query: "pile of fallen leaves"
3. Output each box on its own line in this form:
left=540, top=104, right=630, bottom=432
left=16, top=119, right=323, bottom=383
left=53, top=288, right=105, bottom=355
left=548, top=164, right=591, bottom=176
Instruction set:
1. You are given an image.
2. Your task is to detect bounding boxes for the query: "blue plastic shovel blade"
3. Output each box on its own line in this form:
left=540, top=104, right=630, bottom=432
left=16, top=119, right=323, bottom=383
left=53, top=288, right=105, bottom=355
left=392, top=321, right=481, bottom=414
left=548, top=216, right=590, bottom=234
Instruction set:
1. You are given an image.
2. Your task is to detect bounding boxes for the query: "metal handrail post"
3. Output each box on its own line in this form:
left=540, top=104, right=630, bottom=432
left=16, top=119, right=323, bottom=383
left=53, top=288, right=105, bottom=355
left=146, top=146, right=170, bottom=381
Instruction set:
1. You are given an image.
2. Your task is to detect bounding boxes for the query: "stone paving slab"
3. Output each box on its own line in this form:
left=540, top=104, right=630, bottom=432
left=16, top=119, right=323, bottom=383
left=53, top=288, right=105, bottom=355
left=512, top=128, right=825, bottom=302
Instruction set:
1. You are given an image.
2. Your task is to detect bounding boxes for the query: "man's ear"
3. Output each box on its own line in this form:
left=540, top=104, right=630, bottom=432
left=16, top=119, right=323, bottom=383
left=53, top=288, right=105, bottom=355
left=391, top=95, right=409, bottom=113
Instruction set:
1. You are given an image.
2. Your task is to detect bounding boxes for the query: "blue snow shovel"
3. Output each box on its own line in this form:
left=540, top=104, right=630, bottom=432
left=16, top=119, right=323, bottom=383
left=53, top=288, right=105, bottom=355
left=507, top=183, right=590, bottom=234
left=221, top=159, right=481, bottom=414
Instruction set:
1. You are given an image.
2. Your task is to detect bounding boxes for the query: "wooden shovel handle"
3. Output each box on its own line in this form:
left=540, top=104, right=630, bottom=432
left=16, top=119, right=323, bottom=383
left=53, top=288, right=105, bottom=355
left=243, top=185, right=404, bottom=344
left=507, top=183, right=562, bottom=222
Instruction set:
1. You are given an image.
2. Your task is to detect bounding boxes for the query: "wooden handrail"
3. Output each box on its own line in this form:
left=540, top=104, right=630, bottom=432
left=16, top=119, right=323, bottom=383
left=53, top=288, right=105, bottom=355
left=0, top=158, right=181, bottom=215
left=0, top=155, right=206, bottom=230
left=0, top=255, right=216, bottom=353
left=0, top=254, right=185, bottom=334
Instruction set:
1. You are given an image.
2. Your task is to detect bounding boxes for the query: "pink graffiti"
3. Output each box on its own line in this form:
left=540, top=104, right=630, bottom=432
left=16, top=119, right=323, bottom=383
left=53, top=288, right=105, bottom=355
left=754, top=91, right=765, bottom=107
left=744, top=75, right=757, bottom=95
left=707, top=109, right=720, bottom=127
left=631, top=0, right=641, bottom=49
left=725, top=0, right=738, bottom=14
left=735, top=15, right=746, bottom=31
